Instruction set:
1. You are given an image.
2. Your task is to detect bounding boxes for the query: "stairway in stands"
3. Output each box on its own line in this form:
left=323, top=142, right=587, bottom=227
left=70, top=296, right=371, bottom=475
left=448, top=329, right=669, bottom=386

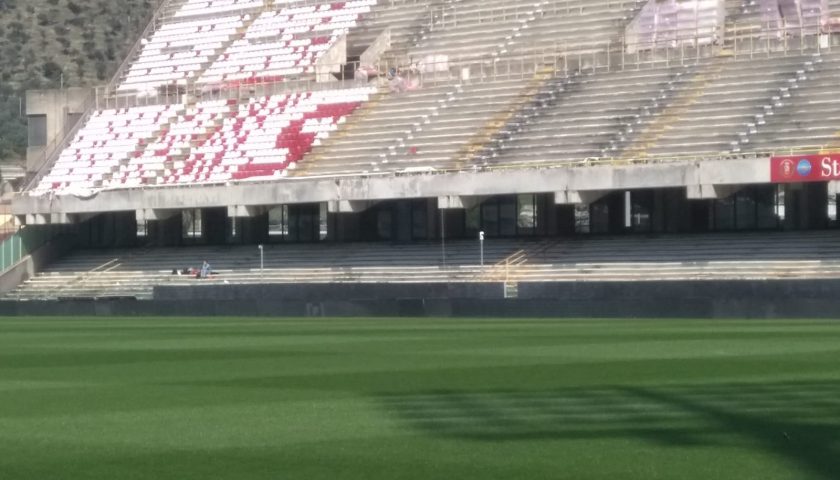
left=600, top=65, right=695, bottom=159
left=617, top=58, right=726, bottom=161
left=464, top=68, right=585, bottom=168
left=730, top=54, right=819, bottom=153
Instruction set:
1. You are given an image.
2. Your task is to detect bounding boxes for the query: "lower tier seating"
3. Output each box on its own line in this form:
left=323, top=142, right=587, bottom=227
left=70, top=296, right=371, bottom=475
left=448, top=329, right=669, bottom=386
left=8, top=231, right=840, bottom=300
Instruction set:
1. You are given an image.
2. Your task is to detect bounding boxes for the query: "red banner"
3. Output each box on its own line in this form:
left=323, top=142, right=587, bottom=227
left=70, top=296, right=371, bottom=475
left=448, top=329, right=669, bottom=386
left=770, top=154, right=840, bottom=183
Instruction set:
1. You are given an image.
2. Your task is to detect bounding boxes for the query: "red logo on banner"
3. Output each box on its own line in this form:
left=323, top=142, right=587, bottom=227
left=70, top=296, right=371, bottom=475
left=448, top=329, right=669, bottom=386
left=779, top=159, right=795, bottom=180
left=771, top=154, right=840, bottom=183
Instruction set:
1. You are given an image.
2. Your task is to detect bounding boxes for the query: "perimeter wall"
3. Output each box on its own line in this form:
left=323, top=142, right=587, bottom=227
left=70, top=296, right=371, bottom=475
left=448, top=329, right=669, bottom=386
left=0, top=280, right=838, bottom=318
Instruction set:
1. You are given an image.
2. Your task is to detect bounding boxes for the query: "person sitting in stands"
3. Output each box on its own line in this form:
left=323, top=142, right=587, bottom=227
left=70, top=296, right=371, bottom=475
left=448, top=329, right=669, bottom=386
left=200, top=261, right=211, bottom=279
left=389, top=74, right=406, bottom=93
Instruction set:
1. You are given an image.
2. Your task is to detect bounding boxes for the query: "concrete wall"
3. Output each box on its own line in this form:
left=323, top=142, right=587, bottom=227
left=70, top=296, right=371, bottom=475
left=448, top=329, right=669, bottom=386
left=155, top=283, right=505, bottom=302
left=2, top=279, right=840, bottom=318
left=0, top=236, right=74, bottom=295
left=25, top=88, right=93, bottom=173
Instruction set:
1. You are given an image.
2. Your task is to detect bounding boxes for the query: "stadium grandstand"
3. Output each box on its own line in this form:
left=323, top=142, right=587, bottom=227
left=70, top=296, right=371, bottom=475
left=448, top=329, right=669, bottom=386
left=4, top=0, right=840, bottom=303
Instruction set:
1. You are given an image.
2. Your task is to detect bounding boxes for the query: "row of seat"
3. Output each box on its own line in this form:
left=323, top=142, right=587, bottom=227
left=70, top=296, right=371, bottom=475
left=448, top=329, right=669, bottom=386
left=32, top=88, right=375, bottom=194
left=627, top=0, right=724, bottom=49
left=198, top=1, right=377, bottom=86
left=172, top=0, right=265, bottom=20
left=36, top=105, right=183, bottom=192
left=9, top=231, right=840, bottom=300
left=296, top=46, right=840, bottom=178
left=118, top=13, right=248, bottom=94
left=166, top=88, right=372, bottom=183
left=119, top=0, right=378, bottom=94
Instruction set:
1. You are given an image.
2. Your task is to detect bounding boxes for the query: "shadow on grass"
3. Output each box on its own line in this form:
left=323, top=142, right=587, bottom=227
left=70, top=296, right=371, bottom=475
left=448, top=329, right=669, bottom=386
left=379, top=380, right=840, bottom=479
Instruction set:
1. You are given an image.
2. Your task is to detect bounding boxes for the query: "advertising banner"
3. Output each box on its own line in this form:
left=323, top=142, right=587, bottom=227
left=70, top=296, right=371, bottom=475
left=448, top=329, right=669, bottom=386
left=770, top=154, right=840, bottom=183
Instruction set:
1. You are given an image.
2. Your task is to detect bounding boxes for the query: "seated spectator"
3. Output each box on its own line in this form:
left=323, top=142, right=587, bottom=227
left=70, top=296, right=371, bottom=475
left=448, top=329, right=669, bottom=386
left=200, top=261, right=210, bottom=279
left=389, top=75, right=406, bottom=93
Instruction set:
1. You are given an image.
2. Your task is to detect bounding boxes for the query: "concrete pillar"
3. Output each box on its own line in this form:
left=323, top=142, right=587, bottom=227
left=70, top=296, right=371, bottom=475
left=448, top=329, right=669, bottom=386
left=227, top=205, right=267, bottom=218
left=327, top=200, right=374, bottom=214
left=147, top=213, right=183, bottom=247
left=554, top=190, right=608, bottom=205
left=437, top=195, right=483, bottom=210
left=686, top=184, right=741, bottom=200
left=136, top=208, right=179, bottom=223
left=203, top=208, right=227, bottom=245
left=395, top=200, right=412, bottom=242
left=334, top=212, right=361, bottom=242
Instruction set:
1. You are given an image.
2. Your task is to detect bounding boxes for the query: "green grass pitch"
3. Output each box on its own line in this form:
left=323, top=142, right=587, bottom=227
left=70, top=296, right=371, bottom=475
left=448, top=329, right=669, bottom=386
left=1, top=317, right=839, bottom=479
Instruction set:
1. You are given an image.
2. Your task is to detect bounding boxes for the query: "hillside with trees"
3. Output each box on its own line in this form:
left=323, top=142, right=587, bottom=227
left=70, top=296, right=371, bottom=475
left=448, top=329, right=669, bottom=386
left=0, top=0, right=155, bottom=164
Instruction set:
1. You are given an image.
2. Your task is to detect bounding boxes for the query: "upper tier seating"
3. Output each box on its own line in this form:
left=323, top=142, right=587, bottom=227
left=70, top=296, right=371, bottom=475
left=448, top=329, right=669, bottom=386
left=118, top=1, right=376, bottom=94
left=34, top=105, right=181, bottom=194
left=479, top=52, right=829, bottom=166
left=177, top=87, right=373, bottom=183
left=30, top=0, right=840, bottom=198
left=33, top=88, right=375, bottom=194
left=625, top=53, right=817, bottom=158
left=118, top=13, right=250, bottom=95
left=725, top=0, right=827, bottom=41
left=347, top=0, right=434, bottom=56
left=198, top=1, right=377, bottom=87
left=506, top=0, right=646, bottom=55
left=172, top=0, right=264, bottom=20
left=299, top=48, right=839, bottom=177
left=406, top=0, right=645, bottom=62
left=737, top=51, right=840, bottom=151
left=298, top=79, right=531, bottom=176
left=626, top=0, right=724, bottom=51
left=107, top=98, right=240, bottom=188
left=479, top=67, right=687, bottom=166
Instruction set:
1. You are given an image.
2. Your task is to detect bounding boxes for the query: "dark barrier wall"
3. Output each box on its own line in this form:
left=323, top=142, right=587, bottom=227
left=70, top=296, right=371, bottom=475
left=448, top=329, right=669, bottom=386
left=154, top=283, right=506, bottom=302
left=2, top=280, right=840, bottom=318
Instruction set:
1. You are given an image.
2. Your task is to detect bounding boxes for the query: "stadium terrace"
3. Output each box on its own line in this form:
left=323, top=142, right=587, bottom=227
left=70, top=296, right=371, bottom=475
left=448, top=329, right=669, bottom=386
left=4, top=0, right=840, bottom=303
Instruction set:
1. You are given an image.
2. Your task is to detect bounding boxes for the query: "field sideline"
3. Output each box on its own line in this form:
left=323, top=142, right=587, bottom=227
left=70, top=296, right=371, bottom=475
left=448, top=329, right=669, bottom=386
left=0, top=317, right=839, bottom=479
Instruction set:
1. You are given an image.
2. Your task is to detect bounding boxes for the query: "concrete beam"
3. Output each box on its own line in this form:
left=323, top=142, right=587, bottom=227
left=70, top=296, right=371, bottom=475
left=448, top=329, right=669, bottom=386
left=686, top=184, right=742, bottom=200
left=13, top=157, right=772, bottom=217
left=25, top=214, right=48, bottom=225
left=554, top=190, right=608, bottom=205
left=437, top=195, right=483, bottom=210
left=327, top=200, right=374, bottom=213
left=50, top=213, right=74, bottom=225
left=227, top=205, right=267, bottom=218
left=136, top=209, right=179, bottom=223
left=21, top=212, right=94, bottom=225
left=70, top=213, right=97, bottom=224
